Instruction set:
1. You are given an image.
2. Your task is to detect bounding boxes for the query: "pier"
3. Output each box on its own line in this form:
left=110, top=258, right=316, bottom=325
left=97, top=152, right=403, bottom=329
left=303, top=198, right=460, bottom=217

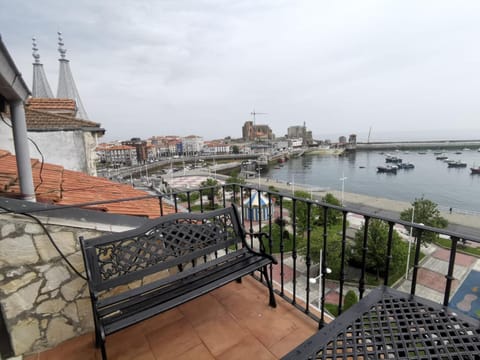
left=356, top=139, right=480, bottom=151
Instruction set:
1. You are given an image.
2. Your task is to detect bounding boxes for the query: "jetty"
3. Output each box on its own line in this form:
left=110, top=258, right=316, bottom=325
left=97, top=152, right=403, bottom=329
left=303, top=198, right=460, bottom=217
left=355, top=139, right=480, bottom=151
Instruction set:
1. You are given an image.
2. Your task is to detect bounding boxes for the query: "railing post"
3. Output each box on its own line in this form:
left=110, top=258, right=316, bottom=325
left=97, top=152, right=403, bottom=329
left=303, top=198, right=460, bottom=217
left=359, top=216, right=370, bottom=300
left=444, top=236, right=459, bottom=306
left=279, top=196, right=285, bottom=296
left=383, top=222, right=395, bottom=286
left=319, top=206, right=328, bottom=328
left=410, top=229, right=424, bottom=296
left=305, top=202, right=312, bottom=313
left=291, top=198, right=297, bottom=304
left=337, top=210, right=348, bottom=316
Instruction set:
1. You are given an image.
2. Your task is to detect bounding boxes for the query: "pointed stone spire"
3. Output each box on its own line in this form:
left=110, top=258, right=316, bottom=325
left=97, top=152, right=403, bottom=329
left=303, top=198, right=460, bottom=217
left=56, top=31, right=89, bottom=120
left=31, top=37, right=54, bottom=98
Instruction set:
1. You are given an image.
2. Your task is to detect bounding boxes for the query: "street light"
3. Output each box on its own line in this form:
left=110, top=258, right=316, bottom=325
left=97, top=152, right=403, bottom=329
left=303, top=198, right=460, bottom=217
left=309, top=249, right=332, bottom=309
left=339, top=172, right=347, bottom=206
left=405, top=205, right=415, bottom=280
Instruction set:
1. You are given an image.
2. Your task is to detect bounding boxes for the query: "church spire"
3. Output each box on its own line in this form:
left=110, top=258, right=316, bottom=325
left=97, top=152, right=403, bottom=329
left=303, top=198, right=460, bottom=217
left=56, top=31, right=89, bottom=120
left=31, top=37, right=54, bottom=98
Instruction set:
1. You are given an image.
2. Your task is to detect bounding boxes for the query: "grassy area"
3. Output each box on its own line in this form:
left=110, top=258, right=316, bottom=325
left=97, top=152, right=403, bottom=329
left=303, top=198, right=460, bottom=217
left=433, top=238, right=480, bottom=257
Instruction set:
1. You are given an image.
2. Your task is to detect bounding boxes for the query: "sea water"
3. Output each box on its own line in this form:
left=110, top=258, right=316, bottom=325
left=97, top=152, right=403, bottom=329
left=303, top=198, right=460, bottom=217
left=265, top=149, right=480, bottom=214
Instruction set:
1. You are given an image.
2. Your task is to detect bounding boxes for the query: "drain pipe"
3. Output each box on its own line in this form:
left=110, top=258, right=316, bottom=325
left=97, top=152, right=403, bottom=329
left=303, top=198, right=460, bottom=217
left=10, top=100, right=36, bottom=201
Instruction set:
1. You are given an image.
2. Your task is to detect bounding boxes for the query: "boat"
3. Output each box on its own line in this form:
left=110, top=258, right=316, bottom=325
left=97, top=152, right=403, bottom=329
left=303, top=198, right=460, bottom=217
left=436, top=155, right=448, bottom=160
left=397, top=162, right=415, bottom=169
left=470, top=167, right=480, bottom=174
left=448, top=161, right=467, bottom=168
left=455, top=151, right=462, bottom=155
left=377, top=165, right=398, bottom=174
left=418, top=151, right=427, bottom=155
left=385, top=155, right=402, bottom=163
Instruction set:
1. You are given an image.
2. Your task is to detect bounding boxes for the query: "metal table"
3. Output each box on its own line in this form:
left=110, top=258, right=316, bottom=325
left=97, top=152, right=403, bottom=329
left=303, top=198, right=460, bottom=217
left=283, top=286, right=480, bottom=360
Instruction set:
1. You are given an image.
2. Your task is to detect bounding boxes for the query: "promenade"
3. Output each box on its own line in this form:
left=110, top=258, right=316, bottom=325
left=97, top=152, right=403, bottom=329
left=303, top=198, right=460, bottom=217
left=253, top=177, right=480, bottom=231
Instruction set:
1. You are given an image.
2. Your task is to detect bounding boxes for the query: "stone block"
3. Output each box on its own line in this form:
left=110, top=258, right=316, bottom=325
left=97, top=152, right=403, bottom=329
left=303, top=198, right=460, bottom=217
left=34, top=231, right=77, bottom=262
left=2, top=280, right=42, bottom=318
left=43, top=266, right=70, bottom=293
left=25, top=223, right=43, bottom=235
left=1, top=223, right=16, bottom=238
left=66, top=252, right=85, bottom=273
left=76, top=298, right=94, bottom=330
left=1, top=272, right=36, bottom=295
left=61, top=277, right=86, bottom=301
left=0, top=234, right=39, bottom=266
left=63, top=302, right=80, bottom=323
left=46, top=317, right=76, bottom=346
left=36, top=299, right=66, bottom=315
left=10, top=318, right=40, bottom=355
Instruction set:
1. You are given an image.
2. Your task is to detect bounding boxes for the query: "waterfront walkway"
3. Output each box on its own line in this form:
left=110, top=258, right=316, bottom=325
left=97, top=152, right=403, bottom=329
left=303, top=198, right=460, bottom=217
left=252, top=177, right=480, bottom=232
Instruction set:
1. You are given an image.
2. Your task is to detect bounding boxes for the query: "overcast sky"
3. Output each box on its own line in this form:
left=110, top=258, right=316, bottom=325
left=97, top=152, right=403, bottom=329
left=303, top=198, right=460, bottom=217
left=2, top=0, right=480, bottom=142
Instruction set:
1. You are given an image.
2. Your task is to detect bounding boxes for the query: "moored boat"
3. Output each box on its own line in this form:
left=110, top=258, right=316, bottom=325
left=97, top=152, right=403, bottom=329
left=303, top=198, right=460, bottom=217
left=385, top=155, right=402, bottom=163
left=448, top=161, right=467, bottom=168
left=398, top=162, right=415, bottom=169
left=377, top=165, right=398, bottom=174
left=471, top=167, right=480, bottom=174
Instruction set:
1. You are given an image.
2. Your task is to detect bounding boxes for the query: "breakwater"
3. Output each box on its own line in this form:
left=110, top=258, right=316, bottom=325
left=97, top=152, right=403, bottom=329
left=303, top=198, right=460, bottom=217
left=356, top=139, right=480, bottom=151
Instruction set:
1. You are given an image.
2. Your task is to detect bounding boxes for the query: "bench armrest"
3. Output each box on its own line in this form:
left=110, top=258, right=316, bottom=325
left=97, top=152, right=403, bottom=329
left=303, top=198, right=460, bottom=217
left=243, top=230, right=278, bottom=264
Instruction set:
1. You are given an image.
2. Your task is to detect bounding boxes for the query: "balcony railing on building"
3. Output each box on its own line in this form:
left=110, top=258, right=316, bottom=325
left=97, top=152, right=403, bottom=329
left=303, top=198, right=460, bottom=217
left=1, top=183, right=479, bottom=358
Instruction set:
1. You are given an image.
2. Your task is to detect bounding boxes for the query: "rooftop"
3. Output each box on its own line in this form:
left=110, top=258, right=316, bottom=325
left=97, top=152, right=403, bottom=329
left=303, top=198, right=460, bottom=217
left=23, top=277, right=317, bottom=360
left=25, top=108, right=103, bottom=132
left=0, top=149, right=172, bottom=218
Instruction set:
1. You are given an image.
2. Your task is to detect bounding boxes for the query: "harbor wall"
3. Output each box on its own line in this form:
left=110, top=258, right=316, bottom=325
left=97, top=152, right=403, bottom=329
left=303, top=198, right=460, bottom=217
left=356, top=140, right=480, bottom=151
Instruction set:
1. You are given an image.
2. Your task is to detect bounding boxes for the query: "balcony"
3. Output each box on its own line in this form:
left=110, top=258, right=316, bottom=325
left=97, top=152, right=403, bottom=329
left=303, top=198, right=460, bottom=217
left=1, top=183, right=479, bottom=359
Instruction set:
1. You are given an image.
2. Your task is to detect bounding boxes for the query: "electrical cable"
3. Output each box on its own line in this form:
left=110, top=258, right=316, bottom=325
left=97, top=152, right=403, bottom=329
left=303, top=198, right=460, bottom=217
left=0, top=111, right=45, bottom=191
left=0, top=204, right=87, bottom=280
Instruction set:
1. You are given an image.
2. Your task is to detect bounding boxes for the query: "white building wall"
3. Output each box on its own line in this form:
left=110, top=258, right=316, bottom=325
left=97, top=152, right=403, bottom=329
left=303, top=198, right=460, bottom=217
left=0, top=119, right=97, bottom=175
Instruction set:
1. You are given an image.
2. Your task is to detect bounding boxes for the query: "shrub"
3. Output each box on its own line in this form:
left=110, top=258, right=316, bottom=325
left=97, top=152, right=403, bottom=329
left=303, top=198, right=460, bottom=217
left=343, top=290, right=358, bottom=311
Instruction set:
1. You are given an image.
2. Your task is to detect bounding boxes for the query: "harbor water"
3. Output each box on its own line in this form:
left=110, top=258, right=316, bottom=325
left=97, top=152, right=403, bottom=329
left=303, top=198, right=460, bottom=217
left=264, top=149, right=480, bottom=214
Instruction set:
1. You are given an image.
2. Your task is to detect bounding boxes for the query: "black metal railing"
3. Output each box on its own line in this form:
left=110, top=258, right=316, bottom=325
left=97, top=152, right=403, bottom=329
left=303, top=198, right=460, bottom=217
left=5, top=183, right=480, bottom=328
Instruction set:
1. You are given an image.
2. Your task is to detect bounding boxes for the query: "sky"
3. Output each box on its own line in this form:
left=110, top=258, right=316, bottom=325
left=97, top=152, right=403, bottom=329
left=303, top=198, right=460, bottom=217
left=2, top=0, right=480, bottom=142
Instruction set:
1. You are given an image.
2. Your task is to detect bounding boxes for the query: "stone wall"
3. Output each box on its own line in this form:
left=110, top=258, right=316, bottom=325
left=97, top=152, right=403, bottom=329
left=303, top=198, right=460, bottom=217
left=0, top=213, right=105, bottom=356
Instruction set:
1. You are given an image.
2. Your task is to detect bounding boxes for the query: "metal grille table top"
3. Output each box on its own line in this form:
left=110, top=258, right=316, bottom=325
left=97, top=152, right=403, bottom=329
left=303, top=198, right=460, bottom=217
left=283, top=286, right=480, bottom=360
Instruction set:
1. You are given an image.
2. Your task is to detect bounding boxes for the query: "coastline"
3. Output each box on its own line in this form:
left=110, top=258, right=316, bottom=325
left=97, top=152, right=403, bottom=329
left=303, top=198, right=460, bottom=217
left=251, top=177, right=480, bottom=230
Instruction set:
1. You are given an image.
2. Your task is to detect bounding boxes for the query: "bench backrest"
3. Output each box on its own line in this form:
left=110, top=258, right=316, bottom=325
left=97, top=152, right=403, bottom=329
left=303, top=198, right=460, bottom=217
left=80, top=205, right=245, bottom=292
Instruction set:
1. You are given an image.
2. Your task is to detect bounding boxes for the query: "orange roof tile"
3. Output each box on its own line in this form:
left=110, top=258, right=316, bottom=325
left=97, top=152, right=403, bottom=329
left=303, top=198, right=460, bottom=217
left=27, top=98, right=76, bottom=111
left=0, top=150, right=174, bottom=218
left=25, top=108, right=104, bottom=133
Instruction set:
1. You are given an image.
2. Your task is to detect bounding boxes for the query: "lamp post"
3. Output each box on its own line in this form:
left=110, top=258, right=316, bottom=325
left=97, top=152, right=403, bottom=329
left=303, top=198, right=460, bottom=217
left=309, top=249, right=332, bottom=309
left=339, top=172, right=347, bottom=206
left=257, top=167, right=261, bottom=189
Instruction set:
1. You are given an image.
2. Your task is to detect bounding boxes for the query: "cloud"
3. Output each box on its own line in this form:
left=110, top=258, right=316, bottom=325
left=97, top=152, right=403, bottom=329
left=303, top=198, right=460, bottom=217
left=2, top=0, right=480, bottom=141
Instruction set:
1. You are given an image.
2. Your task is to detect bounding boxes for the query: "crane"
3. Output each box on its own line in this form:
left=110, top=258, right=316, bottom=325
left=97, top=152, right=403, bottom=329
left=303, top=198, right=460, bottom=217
left=250, top=109, right=267, bottom=141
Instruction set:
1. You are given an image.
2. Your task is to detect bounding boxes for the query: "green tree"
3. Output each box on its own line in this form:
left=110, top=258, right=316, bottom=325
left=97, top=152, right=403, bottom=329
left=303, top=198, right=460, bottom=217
left=343, top=290, right=358, bottom=311
left=298, top=224, right=346, bottom=280
left=400, top=197, right=448, bottom=244
left=351, top=219, right=408, bottom=282
left=200, top=178, right=220, bottom=209
left=316, top=193, right=342, bottom=226
left=287, top=190, right=319, bottom=235
left=231, top=145, right=240, bottom=154
left=225, top=171, right=246, bottom=192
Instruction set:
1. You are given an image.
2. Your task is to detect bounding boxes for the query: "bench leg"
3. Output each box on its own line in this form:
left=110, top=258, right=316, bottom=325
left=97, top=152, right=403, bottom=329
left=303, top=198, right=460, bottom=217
left=236, top=277, right=242, bottom=283
left=94, top=324, right=107, bottom=360
left=262, top=265, right=277, bottom=308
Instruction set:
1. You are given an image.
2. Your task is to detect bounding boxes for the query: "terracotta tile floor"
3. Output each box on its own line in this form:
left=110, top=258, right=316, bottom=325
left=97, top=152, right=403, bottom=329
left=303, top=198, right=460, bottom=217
left=24, top=277, right=317, bottom=360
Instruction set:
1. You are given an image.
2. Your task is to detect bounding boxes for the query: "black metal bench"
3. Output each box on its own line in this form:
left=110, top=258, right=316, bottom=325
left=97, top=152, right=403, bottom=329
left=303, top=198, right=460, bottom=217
left=80, top=205, right=277, bottom=360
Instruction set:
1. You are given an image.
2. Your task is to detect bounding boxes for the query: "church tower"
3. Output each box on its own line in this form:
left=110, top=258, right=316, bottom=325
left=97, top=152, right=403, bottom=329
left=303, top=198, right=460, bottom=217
left=56, top=32, right=89, bottom=120
left=31, top=37, right=54, bottom=98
